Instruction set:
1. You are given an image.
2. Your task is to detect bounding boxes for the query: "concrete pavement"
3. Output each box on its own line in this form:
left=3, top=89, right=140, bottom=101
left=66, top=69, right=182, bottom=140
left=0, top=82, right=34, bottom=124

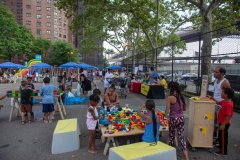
left=0, top=80, right=239, bottom=160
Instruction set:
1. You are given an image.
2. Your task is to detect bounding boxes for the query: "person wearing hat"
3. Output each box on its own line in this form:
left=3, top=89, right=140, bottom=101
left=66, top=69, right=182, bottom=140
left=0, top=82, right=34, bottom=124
left=104, top=69, right=114, bottom=94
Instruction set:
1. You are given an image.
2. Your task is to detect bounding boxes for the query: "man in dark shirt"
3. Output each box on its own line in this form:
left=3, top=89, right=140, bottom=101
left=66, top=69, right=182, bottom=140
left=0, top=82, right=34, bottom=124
left=20, top=80, right=33, bottom=124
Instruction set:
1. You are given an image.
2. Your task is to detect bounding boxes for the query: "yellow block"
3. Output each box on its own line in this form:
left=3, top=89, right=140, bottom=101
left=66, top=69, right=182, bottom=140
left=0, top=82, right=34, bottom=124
left=111, top=141, right=174, bottom=159
left=54, top=118, right=77, bottom=134
left=141, top=84, right=150, bottom=96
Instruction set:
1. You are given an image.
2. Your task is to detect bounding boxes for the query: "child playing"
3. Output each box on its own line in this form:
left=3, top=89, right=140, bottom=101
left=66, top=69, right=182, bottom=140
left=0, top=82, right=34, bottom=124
left=20, top=80, right=33, bottom=124
left=165, top=81, right=189, bottom=160
left=207, top=88, right=234, bottom=156
left=40, top=77, right=58, bottom=123
left=86, top=94, right=102, bottom=154
left=137, top=100, right=160, bottom=144
left=66, top=77, right=72, bottom=92
left=27, top=77, right=35, bottom=113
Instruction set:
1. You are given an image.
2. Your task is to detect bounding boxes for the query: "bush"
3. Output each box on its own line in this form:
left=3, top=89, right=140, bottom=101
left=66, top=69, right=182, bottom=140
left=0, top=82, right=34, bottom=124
left=180, top=84, right=187, bottom=91
left=232, top=93, right=240, bottom=110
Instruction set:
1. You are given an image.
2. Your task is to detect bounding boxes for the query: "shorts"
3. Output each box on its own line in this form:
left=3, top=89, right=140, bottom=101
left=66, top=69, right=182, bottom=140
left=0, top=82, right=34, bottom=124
left=42, top=103, right=55, bottom=113
left=21, top=104, right=32, bottom=113
left=86, top=119, right=97, bottom=130
left=104, top=82, right=112, bottom=88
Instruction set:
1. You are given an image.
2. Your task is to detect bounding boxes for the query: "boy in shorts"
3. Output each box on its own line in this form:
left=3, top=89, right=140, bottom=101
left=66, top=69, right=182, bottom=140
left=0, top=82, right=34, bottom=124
left=40, top=77, right=58, bottom=123
left=20, top=80, right=33, bottom=124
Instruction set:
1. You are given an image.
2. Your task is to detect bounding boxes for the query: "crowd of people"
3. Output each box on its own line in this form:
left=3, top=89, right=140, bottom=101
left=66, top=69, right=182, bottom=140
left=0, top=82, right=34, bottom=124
left=0, top=65, right=235, bottom=159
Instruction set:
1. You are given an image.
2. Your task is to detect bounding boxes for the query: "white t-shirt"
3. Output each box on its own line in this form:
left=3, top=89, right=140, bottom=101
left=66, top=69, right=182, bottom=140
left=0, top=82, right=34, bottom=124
left=82, top=70, right=88, bottom=78
left=99, top=71, right=102, bottom=76
left=120, top=72, right=125, bottom=78
left=104, top=72, right=114, bottom=82
left=36, top=72, right=39, bottom=77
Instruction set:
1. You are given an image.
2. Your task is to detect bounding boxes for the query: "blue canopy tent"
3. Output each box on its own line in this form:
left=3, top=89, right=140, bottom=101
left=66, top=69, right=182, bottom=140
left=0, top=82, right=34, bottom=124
left=58, top=62, right=78, bottom=68
left=0, top=62, right=27, bottom=68
left=106, top=65, right=122, bottom=70
left=29, top=62, right=53, bottom=69
left=78, top=63, right=98, bottom=70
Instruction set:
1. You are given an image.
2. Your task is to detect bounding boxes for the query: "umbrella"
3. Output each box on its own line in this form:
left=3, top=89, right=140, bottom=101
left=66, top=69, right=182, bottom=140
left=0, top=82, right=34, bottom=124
left=0, top=62, right=27, bottom=68
left=29, top=62, right=53, bottom=69
left=58, top=62, right=78, bottom=68
left=106, top=65, right=122, bottom=70
left=78, top=63, right=98, bottom=70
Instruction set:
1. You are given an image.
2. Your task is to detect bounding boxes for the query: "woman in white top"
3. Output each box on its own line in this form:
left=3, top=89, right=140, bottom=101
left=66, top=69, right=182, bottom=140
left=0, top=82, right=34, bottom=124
left=104, top=69, right=114, bottom=94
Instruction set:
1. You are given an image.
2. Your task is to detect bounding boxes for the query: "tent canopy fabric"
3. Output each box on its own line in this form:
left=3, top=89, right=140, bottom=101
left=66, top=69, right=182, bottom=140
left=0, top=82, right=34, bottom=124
left=106, top=65, right=122, bottom=70
left=58, top=62, right=78, bottom=68
left=29, top=62, right=52, bottom=69
left=78, top=63, right=98, bottom=70
left=0, top=62, right=27, bottom=69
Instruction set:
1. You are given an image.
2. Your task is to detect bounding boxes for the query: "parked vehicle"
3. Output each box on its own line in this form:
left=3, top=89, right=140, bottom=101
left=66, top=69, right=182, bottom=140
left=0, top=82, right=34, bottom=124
left=182, top=73, right=198, bottom=80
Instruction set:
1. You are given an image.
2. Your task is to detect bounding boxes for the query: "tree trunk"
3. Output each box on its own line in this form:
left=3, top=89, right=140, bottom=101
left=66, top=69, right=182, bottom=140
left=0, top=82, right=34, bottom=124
left=201, top=9, right=212, bottom=83
left=132, top=47, right=136, bottom=74
left=151, top=48, right=157, bottom=67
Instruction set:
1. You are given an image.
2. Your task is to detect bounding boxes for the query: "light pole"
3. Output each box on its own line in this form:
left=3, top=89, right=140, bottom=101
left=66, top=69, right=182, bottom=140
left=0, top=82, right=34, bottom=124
left=68, top=51, right=74, bottom=62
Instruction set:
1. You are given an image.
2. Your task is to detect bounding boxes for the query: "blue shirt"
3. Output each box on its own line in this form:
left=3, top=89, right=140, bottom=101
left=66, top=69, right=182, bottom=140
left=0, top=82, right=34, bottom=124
left=150, top=71, right=158, bottom=84
left=40, top=84, right=57, bottom=104
left=142, top=114, right=160, bottom=143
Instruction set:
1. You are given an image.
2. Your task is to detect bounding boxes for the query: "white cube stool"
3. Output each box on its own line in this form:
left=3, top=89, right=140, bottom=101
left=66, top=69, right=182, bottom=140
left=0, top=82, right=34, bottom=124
left=51, top=118, right=81, bottom=154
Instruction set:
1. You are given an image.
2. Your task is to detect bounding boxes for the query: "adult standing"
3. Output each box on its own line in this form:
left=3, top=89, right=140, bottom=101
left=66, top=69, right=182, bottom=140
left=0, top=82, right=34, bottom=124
left=80, top=74, right=92, bottom=98
left=212, top=66, right=230, bottom=139
left=149, top=67, right=158, bottom=84
left=80, top=68, right=88, bottom=78
left=31, top=71, right=36, bottom=83
left=102, top=69, right=106, bottom=82
left=119, top=67, right=126, bottom=78
left=35, top=71, right=39, bottom=83
left=104, top=69, right=114, bottom=94
left=99, top=70, right=103, bottom=81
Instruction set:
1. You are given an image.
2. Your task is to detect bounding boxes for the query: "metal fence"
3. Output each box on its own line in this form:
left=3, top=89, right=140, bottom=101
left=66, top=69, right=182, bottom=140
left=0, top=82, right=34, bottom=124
left=122, top=22, right=240, bottom=94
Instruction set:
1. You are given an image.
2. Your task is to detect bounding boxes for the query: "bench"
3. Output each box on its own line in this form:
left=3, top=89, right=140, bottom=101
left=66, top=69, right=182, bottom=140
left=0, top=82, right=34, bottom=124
left=51, top=118, right=81, bottom=154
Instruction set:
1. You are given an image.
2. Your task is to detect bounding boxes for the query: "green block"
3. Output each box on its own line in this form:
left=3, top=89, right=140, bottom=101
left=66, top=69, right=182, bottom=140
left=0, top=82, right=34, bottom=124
left=12, top=90, right=15, bottom=94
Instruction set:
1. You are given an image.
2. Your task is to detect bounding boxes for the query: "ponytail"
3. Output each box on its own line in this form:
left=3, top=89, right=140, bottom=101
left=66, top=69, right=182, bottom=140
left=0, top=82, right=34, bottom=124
left=151, top=109, right=157, bottom=144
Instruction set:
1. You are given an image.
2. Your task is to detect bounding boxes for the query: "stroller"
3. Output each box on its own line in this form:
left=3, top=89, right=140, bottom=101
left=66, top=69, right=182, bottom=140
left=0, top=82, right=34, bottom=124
left=114, top=77, right=127, bottom=99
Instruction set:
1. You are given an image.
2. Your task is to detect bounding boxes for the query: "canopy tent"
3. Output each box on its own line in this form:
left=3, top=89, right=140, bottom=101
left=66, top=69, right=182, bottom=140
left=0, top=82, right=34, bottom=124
left=106, top=65, right=122, bottom=70
left=29, top=62, right=53, bottom=69
left=78, top=63, right=98, bottom=70
left=0, top=62, right=27, bottom=69
left=58, top=62, right=78, bottom=68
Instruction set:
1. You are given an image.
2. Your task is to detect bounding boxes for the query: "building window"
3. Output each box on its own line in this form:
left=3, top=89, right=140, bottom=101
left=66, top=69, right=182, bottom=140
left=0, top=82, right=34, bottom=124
left=36, top=6, right=41, bottom=11
left=46, top=30, right=51, bottom=34
left=11, top=9, right=14, bottom=12
left=46, top=7, right=51, bottom=11
left=46, top=15, right=51, bottom=19
left=63, top=35, right=66, bottom=38
left=36, top=22, right=41, bottom=27
left=54, top=37, right=58, bottom=41
left=54, top=18, right=57, bottom=22
left=26, top=5, right=31, bottom=9
left=47, top=0, right=51, bottom=3
left=58, top=22, right=62, bottom=26
left=63, top=24, right=66, bottom=27
left=36, top=14, right=41, bottom=19
left=11, top=2, right=14, bottom=6
left=54, top=31, right=58, bottom=35
left=17, top=9, right=21, bottom=13
left=64, top=18, right=66, bottom=22
left=59, top=28, right=62, bottom=32
left=59, top=34, right=62, bottom=37
left=2, top=1, right=6, bottom=5
left=17, top=3, right=21, bottom=7
left=17, top=16, right=21, bottom=20
left=54, top=12, right=58, bottom=16
left=63, top=29, right=66, bottom=33
left=26, top=13, right=31, bottom=17
left=36, top=0, right=41, bottom=3
left=54, top=24, right=57, bottom=29
left=37, top=29, right=41, bottom=35
left=26, top=21, right=31, bottom=25
left=47, top=38, right=51, bottom=41
left=26, top=0, right=31, bottom=2
left=46, top=22, right=51, bottom=26
left=59, top=16, right=62, bottom=20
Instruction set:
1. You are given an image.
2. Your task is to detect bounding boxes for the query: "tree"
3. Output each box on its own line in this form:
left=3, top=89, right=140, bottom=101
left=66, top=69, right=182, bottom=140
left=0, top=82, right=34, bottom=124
left=0, top=4, right=19, bottom=61
left=31, top=37, right=51, bottom=62
left=103, top=56, right=110, bottom=68
left=16, top=25, right=34, bottom=60
left=50, top=40, right=78, bottom=66
left=56, top=0, right=189, bottom=65
left=185, top=0, right=240, bottom=80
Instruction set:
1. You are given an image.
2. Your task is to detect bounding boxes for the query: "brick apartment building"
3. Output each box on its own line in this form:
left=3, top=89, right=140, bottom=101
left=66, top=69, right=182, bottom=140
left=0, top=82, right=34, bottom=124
left=1, top=0, right=73, bottom=64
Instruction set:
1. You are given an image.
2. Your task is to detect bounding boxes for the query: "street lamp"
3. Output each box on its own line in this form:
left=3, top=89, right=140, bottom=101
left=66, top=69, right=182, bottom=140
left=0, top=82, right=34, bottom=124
left=68, top=51, right=74, bottom=62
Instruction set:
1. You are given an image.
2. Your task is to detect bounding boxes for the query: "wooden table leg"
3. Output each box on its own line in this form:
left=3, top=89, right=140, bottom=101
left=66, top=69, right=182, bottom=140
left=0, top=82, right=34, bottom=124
left=103, top=138, right=110, bottom=155
left=55, top=98, right=64, bottom=120
left=16, top=99, right=21, bottom=117
left=9, top=99, right=16, bottom=122
left=111, top=137, right=116, bottom=147
left=59, top=98, right=66, bottom=115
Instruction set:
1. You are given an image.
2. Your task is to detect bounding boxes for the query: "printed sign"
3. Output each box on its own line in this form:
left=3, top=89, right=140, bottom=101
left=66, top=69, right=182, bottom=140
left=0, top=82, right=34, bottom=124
left=35, top=54, right=41, bottom=60
left=141, top=84, right=150, bottom=96
left=204, top=114, right=213, bottom=120
left=200, top=75, right=208, bottom=98
left=199, top=127, right=208, bottom=134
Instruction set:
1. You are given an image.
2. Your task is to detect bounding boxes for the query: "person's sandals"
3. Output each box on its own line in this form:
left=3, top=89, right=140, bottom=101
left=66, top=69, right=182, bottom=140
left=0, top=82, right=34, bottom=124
left=49, top=120, right=53, bottom=123
left=44, top=120, right=48, bottom=123
left=21, top=121, right=25, bottom=125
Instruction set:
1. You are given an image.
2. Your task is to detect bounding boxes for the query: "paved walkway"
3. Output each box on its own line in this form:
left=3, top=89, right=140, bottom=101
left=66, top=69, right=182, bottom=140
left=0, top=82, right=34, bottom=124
left=0, top=80, right=239, bottom=160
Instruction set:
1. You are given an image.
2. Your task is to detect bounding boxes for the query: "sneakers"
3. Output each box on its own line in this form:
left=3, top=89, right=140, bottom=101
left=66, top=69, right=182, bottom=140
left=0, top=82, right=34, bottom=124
left=213, top=151, right=228, bottom=156
left=44, top=120, right=48, bottom=123
left=49, top=120, right=53, bottom=123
